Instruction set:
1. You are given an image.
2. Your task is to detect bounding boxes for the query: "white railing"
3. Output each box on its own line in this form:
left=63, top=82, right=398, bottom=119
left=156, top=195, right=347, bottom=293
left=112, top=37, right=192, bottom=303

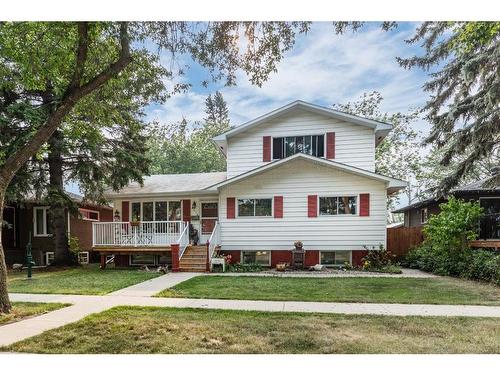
left=207, top=221, right=221, bottom=269
left=177, top=223, right=190, bottom=259
left=92, top=221, right=185, bottom=247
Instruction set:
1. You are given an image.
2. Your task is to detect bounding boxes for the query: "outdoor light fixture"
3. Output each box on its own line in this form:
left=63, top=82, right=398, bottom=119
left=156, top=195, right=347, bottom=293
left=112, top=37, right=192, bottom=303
left=113, top=210, right=120, bottom=221
left=192, top=201, right=197, bottom=210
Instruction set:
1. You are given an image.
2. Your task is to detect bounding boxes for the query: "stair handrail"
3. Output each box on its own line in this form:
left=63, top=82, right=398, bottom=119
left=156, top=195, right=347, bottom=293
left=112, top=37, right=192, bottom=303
left=177, top=222, right=190, bottom=259
left=206, top=221, right=221, bottom=271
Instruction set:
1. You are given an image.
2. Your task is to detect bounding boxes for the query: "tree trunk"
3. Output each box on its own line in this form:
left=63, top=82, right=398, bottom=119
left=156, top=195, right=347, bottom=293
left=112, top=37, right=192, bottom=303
left=48, top=130, right=72, bottom=265
left=0, top=187, right=12, bottom=314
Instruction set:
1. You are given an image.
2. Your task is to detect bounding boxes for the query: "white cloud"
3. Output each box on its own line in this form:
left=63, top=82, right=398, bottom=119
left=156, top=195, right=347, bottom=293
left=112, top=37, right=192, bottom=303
left=147, top=22, right=430, bottom=132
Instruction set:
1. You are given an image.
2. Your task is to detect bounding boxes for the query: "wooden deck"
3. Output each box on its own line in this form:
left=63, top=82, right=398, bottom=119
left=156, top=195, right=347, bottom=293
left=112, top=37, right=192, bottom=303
left=92, top=246, right=171, bottom=255
left=469, top=240, right=500, bottom=250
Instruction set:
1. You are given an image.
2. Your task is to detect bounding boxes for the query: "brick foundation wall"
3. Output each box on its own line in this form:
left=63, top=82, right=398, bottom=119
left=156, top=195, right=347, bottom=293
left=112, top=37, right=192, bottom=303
left=351, top=250, right=368, bottom=267
left=219, top=250, right=240, bottom=265
left=114, top=255, right=130, bottom=268
left=271, top=250, right=292, bottom=266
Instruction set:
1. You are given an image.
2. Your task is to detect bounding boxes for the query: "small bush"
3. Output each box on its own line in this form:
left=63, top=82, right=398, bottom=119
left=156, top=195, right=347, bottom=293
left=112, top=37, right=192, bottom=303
left=227, top=263, right=263, bottom=273
left=361, top=244, right=401, bottom=273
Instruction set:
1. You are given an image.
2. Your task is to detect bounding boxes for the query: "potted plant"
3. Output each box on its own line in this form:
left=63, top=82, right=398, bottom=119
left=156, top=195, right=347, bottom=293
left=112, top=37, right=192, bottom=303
left=130, top=213, right=141, bottom=227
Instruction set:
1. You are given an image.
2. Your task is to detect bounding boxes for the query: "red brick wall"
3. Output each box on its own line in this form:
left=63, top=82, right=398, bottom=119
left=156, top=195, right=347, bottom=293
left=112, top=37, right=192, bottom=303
left=70, top=206, right=113, bottom=251
left=304, top=250, right=319, bottom=267
left=220, top=250, right=240, bottom=264
left=271, top=250, right=292, bottom=266
left=351, top=250, right=368, bottom=267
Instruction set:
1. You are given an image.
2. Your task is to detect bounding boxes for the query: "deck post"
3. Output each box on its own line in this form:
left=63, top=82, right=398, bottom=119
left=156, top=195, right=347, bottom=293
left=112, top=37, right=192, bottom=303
left=171, top=244, right=180, bottom=272
left=100, top=254, right=106, bottom=269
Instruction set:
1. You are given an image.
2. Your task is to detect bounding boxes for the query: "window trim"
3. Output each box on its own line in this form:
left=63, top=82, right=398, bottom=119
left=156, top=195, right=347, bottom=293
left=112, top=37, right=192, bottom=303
left=318, top=195, right=359, bottom=217
left=420, top=207, right=429, bottom=224
left=272, top=133, right=326, bottom=160
left=236, top=197, right=273, bottom=218
left=79, top=208, right=100, bottom=222
left=240, top=250, right=272, bottom=266
left=129, top=254, right=158, bottom=266
left=129, top=199, right=183, bottom=222
left=33, top=206, right=52, bottom=237
left=319, top=251, right=352, bottom=267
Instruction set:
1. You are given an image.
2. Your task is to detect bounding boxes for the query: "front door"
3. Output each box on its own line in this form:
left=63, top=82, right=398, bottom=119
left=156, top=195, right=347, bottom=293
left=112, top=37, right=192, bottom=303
left=200, top=202, right=218, bottom=243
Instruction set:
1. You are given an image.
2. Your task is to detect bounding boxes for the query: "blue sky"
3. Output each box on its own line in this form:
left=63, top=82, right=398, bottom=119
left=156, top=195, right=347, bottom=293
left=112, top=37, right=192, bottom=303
left=146, top=22, right=430, bottom=133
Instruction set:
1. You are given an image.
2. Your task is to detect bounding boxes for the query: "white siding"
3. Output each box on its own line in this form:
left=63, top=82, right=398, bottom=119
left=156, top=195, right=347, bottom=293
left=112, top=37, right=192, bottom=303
left=226, top=109, right=376, bottom=178
left=219, top=158, right=387, bottom=251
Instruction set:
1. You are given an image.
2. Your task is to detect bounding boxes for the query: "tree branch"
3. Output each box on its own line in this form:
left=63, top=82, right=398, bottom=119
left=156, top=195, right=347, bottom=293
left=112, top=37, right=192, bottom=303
left=1, top=22, right=132, bottom=188
left=67, top=22, right=89, bottom=92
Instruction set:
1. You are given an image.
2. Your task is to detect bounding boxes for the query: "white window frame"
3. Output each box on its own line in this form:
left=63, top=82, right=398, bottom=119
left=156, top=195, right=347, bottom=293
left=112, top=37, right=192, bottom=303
left=236, top=197, right=273, bottom=218
left=318, top=195, right=359, bottom=216
left=79, top=208, right=100, bottom=222
left=319, top=251, right=352, bottom=267
left=420, top=207, right=429, bottom=224
left=129, top=199, right=183, bottom=222
left=240, top=250, right=272, bottom=266
left=33, top=206, right=52, bottom=237
left=272, top=133, right=327, bottom=161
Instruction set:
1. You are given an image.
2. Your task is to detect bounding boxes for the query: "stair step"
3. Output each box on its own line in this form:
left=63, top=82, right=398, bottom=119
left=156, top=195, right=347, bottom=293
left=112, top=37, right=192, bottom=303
left=180, top=267, right=207, bottom=272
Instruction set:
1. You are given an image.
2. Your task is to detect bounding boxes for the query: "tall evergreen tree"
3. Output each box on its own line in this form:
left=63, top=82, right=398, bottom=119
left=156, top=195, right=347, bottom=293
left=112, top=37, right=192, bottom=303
left=333, top=21, right=500, bottom=194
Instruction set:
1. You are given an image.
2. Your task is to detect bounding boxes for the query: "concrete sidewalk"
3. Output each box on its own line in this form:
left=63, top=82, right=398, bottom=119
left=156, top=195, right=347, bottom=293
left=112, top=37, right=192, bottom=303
left=107, top=272, right=201, bottom=297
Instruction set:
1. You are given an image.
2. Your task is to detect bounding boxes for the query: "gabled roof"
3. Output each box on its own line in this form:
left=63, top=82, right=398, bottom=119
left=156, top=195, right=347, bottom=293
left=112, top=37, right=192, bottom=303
left=104, top=172, right=227, bottom=199
left=213, top=100, right=393, bottom=142
left=204, top=153, right=407, bottom=194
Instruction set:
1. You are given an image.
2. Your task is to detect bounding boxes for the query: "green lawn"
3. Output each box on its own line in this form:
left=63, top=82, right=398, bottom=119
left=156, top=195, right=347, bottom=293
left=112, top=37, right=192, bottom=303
left=0, top=302, right=69, bottom=326
left=8, top=264, right=160, bottom=295
left=3, top=306, right=499, bottom=353
left=157, top=275, right=500, bottom=306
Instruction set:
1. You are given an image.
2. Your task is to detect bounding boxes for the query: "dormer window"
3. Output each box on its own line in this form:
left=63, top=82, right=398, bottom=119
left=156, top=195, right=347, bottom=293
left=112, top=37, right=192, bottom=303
left=272, top=135, right=324, bottom=159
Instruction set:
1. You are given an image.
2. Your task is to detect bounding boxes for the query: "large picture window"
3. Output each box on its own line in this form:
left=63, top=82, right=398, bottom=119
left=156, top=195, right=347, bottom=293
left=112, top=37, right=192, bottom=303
left=273, top=134, right=324, bottom=159
left=319, top=196, right=357, bottom=215
left=237, top=198, right=272, bottom=217
left=131, top=201, right=182, bottom=221
left=34, top=207, right=52, bottom=237
left=242, top=251, right=271, bottom=265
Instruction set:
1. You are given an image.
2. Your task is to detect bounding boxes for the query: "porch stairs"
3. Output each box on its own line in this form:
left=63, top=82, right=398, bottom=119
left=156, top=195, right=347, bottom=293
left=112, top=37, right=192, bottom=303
left=179, top=245, right=208, bottom=272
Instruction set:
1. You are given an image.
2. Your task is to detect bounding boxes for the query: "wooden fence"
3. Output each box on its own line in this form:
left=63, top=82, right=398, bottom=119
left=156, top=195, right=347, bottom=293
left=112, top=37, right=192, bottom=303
left=387, top=227, right=424, bottom=258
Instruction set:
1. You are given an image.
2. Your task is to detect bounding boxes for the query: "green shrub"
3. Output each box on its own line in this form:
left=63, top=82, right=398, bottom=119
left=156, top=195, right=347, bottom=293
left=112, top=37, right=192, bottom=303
left=404, top=197, right=500, bottom=285
left=361, top=244, right=401, bottom=273
left=227, top=263, right=263, bottom=273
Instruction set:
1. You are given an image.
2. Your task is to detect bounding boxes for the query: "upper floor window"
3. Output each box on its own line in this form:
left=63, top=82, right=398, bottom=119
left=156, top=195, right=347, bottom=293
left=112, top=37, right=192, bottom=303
left=34, top=206, right=52, bottom=237
left=319, top=196, right=357, bottom=215
left=238, top=198, right=272, bottom=217
left=79, top=208, right=99, bottom=221
left=273, top=135, right=324, bottom=159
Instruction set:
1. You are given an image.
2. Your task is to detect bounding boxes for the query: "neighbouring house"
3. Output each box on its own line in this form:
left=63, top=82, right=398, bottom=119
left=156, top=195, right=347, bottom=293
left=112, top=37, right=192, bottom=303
left=392, top=175, right=500, bottom=250
left=2, top=192, right=113, bottom=266
left=94, top=100, right=407, bottom=271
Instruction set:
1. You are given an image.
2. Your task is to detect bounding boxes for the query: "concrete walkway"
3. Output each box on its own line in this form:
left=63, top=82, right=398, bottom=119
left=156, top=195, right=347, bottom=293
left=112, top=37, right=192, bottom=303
left=108, top=272, right=201, bottom=297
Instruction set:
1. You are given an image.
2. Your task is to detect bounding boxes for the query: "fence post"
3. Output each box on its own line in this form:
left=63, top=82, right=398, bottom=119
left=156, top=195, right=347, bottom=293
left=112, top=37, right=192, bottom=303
left=206, top=241, right=210, bottom=272
left=171, top=243, right=180, bottom=272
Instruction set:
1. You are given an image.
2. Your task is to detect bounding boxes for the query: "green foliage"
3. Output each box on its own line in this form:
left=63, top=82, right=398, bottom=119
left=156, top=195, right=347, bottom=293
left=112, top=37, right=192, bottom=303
left=404, top=197, right=500, bottom=284
left=423, top=197, right=483, bottom=252
left=226, top=263, right=263, bottom=273
left=147, top=91, right=231, bottom=174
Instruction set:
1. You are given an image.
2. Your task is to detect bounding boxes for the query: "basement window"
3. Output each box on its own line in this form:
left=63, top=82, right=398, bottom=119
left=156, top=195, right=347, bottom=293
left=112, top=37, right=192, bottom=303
left=241, top=251, right=271, bottom=266
left=320, top=251, right=351, bottom=266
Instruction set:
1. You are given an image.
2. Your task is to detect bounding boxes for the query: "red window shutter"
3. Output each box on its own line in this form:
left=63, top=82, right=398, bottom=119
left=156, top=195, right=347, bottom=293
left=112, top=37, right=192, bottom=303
left=326, top=132, right=335, bottom=159
left=274, top=196, right=283, bottom=218
left=360, top=194, right=370, bottom=216
left=227, top=197, right=236, bottom=219
left=182, top=199, right=191, bottom=222
left=263, top=136, right=271, bottom=162
left=307, top=195, right=317, bottom=218
left=121, top=201, right=129, bottom=222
